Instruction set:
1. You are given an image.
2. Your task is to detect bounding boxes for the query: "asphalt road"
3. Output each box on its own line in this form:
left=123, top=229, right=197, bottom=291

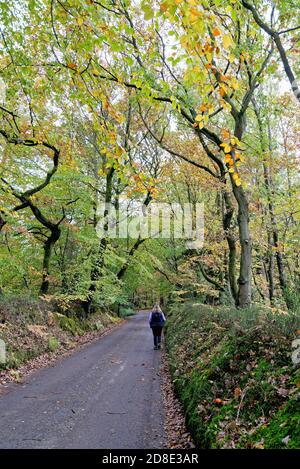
left=0, top=311, right=166, bottom=449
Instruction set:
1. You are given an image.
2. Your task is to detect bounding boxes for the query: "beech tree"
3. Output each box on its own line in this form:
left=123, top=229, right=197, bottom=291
left=0, top=0, right=299, bottom=311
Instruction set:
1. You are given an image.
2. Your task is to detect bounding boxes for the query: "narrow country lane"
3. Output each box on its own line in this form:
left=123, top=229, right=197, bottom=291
left=0, top=311, right=166, bottom=449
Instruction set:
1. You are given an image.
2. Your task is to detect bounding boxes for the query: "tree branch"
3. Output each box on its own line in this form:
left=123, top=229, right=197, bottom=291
left=241, top=0, right=300, bottom=103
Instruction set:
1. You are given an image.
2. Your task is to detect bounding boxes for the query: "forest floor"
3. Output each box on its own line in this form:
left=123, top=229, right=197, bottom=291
left=0, top=311, right=191, bottom=449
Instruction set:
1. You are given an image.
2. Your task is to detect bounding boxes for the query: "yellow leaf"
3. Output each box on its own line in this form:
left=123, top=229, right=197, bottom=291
left=223, top=34, right=233, bottom=49
left=205, top=52, right=212, bottom=63
left=208, top=104, right=215, bottom=115
left=92, top=68, right=100, bottom=77
left=231, top=77, right=239, bottom=90
left=220, top=142, right=231, bottom=153
left=235, top=152, right=245, bottom=163
left=228, top=167, right=235, bottom=173
left=189, top=7, right=202, bottom=22
left=233, top=173, right=242, bottom=186
left=77, top=17, right=84, bottom=27
left=115, top=114, right=125, bottom=124
left=195, top=115, right=203, bottom=122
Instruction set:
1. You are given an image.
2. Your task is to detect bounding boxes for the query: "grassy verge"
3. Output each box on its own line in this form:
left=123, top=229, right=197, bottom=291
left=0, top=294, right=121, bottom=372
left=165, top=301, right=300, bottom=449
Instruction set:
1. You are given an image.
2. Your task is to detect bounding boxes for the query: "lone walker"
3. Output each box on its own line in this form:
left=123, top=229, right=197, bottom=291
left=149, top=304, right=166, bottom=350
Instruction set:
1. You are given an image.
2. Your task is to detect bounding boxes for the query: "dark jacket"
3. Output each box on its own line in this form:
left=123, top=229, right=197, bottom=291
left=149, top=311, right=166, bottom=327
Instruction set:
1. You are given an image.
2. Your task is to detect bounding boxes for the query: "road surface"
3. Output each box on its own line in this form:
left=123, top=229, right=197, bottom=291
left=0, top=311, right=166, bottom=448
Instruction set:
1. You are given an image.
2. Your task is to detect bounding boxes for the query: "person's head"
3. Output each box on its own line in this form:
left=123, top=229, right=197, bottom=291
left=153, top=303, right=162, bottom=313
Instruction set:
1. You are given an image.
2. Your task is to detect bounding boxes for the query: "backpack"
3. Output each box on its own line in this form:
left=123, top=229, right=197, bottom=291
left=151, top=311, right=164, bottom=326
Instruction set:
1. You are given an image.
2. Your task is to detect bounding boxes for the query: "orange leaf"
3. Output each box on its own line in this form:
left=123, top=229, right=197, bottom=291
left=212, top=28, right=221, bottom=37
left=221, top=129, right=230, bottom=140
left=160, top=2, right=168, bottom=12
left=214, top=398, right=222, bottom=405
left=67, top=62, right=77, bottom=70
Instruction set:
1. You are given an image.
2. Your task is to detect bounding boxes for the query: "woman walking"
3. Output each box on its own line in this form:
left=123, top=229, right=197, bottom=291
left=149, top=304, right=166, bottom=350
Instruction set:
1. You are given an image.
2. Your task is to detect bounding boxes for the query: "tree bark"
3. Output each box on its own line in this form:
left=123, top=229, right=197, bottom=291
left=40, top=226, right=61, bottom=295
left=266, top=121, right=291, bottom=308
left=221, top=186, right=238, bottom=301
left=253, top=100, right=291, bottom=308
left=266, top=228, right=275, bottom=305
left=231, top=182, right=252, bottom=306
left=0, top=212, right=6, bottom=232
left=83, top=167, right=115, bottom=314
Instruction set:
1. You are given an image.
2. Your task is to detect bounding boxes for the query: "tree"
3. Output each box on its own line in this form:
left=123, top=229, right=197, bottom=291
left=0, top=0, right=299, bottom=311
left=241, top=0, right=300, bottom=103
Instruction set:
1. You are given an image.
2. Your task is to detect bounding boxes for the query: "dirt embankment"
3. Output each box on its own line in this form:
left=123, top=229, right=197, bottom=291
left=0, top=295, right=122, bottom=389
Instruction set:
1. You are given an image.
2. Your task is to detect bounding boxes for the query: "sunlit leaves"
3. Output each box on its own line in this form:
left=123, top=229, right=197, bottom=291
left=222, top=34, right=233, bottom=49
left=220, top=142, right=232, bottom=154
left=212, top=28, right=221, bottom=37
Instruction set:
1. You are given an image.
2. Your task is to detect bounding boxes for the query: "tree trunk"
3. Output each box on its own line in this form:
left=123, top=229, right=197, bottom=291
left=83, top=167, right=115, bottom=314
left=232, top=183, right=252, bottom=306
left=266, top=121, right=291, bottom=308
left=253, top=100, right=291, bottom=308
left=221, top=186, right=238, bottom=301
left=232, top=114, right=252, bottom=307
left=40, top=227, right=61, bottom=295
left=267, top=229, right=275, bottom=305
left=0, top=212, right=6, bottom=232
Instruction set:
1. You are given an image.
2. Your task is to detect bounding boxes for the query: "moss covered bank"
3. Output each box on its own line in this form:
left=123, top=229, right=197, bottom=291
left=165, top=302, right=300, bottom=449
